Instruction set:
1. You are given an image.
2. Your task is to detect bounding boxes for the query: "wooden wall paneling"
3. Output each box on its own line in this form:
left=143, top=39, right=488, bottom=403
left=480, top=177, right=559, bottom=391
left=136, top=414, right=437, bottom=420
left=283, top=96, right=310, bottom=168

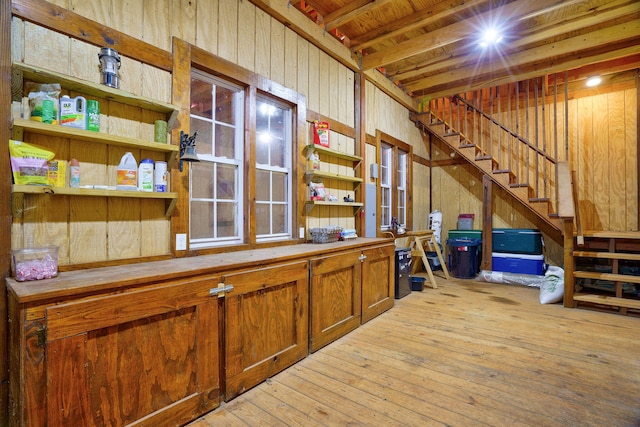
left=625, top=87, right=639, bottom=231
left=307, top=44, right=320, bottom=114
left=296, top=37, right=309, bottom=104
left=169, top=0, right=196, bottom=45
left=195, top=0, right=219, bottom=53
left=270, top=16, right=285, bottom=86
left=218, top=0, right=239, bottom=64
left=144, top=0, right=172, bottom=51
left=69, top=0, right=111, bottom=26
left=236, top=1, right=254, bottom=70
left=593, top=93, right=610, bottom=230
left=284, top=28, right=298, bottom=92
left=23, top=22, right=69, bottom=73
left=577, top=96, right=594, bottom=231
left=608, top=91, right=627, bottom=231
left=112, top=0, right=144, bottom=40
left=328, top=56, right=339, bottom=122
left=318, top=51, right=330, bottom=117
left=255, top=8, right=270, bottom=79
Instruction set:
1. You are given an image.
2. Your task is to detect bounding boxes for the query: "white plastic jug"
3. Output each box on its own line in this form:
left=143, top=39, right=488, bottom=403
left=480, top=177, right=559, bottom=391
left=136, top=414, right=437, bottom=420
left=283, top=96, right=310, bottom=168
left=116, top=152, right=138, bottom=191
left=59, top=95, right=87, bottom=129
left=138, top=158, right=154, bottom=192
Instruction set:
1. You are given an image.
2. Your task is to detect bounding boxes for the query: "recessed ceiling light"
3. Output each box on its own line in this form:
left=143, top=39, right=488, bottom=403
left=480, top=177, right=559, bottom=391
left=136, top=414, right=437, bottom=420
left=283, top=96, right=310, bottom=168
left=479, top=28, right=503, bottom=48
left=586, top=76, right=602, bottom=87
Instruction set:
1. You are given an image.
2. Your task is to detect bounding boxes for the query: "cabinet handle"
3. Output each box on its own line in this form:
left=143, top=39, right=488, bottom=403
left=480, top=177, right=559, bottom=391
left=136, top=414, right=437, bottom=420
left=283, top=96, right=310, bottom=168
left=210, top=283, right=234, bottom=298
left=358, top=254, right=367, bottom=262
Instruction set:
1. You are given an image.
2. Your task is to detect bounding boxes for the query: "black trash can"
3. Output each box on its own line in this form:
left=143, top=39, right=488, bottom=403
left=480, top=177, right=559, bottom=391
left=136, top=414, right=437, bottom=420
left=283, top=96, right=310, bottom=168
left=447, top=238, right=481, bottom=279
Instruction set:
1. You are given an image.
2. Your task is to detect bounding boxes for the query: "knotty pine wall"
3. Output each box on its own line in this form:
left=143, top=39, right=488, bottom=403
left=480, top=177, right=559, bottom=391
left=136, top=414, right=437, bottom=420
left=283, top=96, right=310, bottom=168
left=11, top=0, right=422, bottom=265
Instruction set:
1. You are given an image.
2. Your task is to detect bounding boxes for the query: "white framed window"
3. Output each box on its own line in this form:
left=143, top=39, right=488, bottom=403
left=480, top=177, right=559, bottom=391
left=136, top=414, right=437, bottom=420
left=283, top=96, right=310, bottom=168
left=189, top=70, right=245, bottom=248
left=397, top=150, right=407, bottom=227
left=255, top=96, right=292, bottom=242
left=380, top=144, right=392, bottom=230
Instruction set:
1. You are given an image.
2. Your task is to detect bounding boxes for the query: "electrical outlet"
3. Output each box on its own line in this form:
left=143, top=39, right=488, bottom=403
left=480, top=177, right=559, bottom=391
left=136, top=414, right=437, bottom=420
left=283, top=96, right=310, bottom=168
left=176, top=233, right=187, bottom=250
left=299, top=227, right=305, bottom=239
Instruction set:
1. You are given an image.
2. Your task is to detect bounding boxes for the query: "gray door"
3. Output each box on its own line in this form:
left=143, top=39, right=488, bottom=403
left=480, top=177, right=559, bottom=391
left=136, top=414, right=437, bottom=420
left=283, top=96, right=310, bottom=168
left=365, top=184, right=377, bottom=237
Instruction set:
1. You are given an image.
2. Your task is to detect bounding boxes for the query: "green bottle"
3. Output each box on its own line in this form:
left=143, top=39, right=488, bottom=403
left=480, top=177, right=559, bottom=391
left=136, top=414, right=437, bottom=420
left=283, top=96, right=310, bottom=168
left=86, top=100, right=100, bottom=132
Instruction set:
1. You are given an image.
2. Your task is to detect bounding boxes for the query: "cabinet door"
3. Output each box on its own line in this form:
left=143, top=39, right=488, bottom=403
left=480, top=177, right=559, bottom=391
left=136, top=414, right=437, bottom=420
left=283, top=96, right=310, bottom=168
left=223, top=261, right=309, bottom=400
left=361, top=244, right=395, bottom=323
left=43, top=276, right=221, bottom=427
left=309, top=250, right=362, bottom=352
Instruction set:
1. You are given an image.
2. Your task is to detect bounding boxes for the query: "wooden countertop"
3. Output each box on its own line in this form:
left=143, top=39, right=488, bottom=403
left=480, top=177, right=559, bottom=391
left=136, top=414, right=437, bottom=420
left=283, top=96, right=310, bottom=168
left=7, top=238, right=392, bottom=303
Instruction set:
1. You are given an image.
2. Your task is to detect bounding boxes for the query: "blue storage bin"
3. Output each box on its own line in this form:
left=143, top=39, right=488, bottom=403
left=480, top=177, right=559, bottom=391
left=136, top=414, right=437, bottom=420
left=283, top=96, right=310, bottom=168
left=492, top=252, right=546, bottom=275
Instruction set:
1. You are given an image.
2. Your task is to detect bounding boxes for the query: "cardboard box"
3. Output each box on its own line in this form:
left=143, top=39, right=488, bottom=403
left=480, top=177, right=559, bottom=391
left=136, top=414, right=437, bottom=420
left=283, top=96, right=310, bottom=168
left=47, top=160, right=67, bottom=187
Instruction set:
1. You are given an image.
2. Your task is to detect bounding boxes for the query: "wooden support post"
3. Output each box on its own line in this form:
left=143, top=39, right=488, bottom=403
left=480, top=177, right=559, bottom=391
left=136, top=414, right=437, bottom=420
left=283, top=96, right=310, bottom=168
left=563, top=218, right=575, bottom=308
left=481, top=174, right=492, bottom=271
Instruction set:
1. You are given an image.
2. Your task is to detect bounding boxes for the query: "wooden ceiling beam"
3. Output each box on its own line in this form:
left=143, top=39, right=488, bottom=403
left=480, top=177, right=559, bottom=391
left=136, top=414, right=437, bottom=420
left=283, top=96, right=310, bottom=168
left=351, top=0, right=487, bottom=51
left=414, top=43, right=640, bottom=100
left=395, top=0, right=639, bottom=82
left=360, top=0, right=584, bottom=70
left=324, top=0, right=397, bottom=32
left=405, top=19, right=640, bottom=92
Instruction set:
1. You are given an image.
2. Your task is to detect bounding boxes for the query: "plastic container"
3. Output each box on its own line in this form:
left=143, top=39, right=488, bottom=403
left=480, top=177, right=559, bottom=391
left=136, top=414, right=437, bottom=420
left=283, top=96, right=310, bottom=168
left=116, top=152, right=138, bottom=191
left=457, top=214, right=475, bottom=230
left=410, top=276, right=426, bottom=291
left=11, top=246, right=59, bottom=281
left=59, top=95, right=86, bottom=129
left=492, top=252, right=546, bottom=275
left=447, top=238, right=481, bottom=279
left=69, top=158, right=80, bottom=188
left=154, top=161, right=167, bottom=192
left=138, top=158, right=154, bottom=192
left=309, top=226, right=343, bottom=244
left=86, top=100, right=100, bottom=132
left=492, top=228, right=543, bottom=254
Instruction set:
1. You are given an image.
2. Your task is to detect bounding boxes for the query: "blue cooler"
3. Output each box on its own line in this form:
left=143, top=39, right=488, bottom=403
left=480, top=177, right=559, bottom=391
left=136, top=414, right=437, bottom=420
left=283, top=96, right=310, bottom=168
left=447, top=238, right=481, bottom=279
left=492, top=252, right=546, bottom=275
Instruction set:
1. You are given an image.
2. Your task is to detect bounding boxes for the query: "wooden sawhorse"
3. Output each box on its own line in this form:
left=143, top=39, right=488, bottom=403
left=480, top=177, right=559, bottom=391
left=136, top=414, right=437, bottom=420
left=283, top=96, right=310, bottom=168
left=405, top=230, right=450, bottom=289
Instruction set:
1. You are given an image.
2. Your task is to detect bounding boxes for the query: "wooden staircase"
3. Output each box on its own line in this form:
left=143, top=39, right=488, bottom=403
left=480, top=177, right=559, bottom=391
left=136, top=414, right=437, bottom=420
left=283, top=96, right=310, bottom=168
left=411, top=84, right=565, bottom=232
left=565, top=230, right=640, bottom=315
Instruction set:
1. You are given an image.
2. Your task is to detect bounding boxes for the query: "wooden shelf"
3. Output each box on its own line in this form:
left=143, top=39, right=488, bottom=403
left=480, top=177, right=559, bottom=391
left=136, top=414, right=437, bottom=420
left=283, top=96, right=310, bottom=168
left=573, top=294, right=640, bottom=310
left=14, top=61, right=180, bottom=126
left=12, top=185, right=178, bottom=216
left=12, top=118, right=179, bottom=155
left=305, top=200, right=363, bottom=214
left=305, top=170, right=363, bottom=188
left=304, top=144, right=361, bottom=163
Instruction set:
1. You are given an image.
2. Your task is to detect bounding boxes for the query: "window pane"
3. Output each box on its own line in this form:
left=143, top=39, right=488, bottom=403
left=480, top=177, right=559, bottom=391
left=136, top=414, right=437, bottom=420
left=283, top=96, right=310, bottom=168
left=191, top=201, right=214, bottom=239
left=256, top=203, right=270, bottom=235
left=191, top=162, right=214, bottom=199
left=256, top=134, right=269, bottom=165
left=216, top=164, right=236, bottom=200
left=272, top=172, right=287, bottom=202
left=190, top=79, right=212, bottom=119
left=272, top=204, right=286, bottom=234
left=216, top=202, right=236, bottom=237
left=215, top=123, right=235, bottom=158
left=256, top=170, right=270, bottom=201
left=215, top=86, right=237, bottom=125
left=191, top=117, right=213, bottom=157
left=270, top=137, right=285, bottom=168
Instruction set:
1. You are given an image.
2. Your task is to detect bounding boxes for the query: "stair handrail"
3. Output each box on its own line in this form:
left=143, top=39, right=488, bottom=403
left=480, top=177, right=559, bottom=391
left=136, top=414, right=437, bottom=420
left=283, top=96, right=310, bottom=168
left=451, top=94, right=557, bottom=165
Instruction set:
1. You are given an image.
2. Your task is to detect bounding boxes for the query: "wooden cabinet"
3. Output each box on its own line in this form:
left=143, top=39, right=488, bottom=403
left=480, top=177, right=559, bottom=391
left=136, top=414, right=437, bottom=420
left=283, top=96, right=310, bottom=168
left=309, top=243, right=394, bottom=352
left=9, top=275, right=222, bottom=427
left=361, top=244, right=395, bottom=323
left=223, top=261, right=309, bottom=400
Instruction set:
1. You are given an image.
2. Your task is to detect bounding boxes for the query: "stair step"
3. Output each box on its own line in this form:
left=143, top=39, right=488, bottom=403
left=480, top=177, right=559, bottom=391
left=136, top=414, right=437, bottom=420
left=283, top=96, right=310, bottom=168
left=475, top=155, right=493, bottom=160
left=529, top=197, right=550, bottom=203
left=574, top=251, right=640, bottom=261
left=574, top=271, right=640, bottom=284
left=573, top=293, right=640, bottom=310
left=459, top=143, right=476, bottom=149
left=443, top=132, right=461, bottom=137
left=510, top=183, right=530, bottom=188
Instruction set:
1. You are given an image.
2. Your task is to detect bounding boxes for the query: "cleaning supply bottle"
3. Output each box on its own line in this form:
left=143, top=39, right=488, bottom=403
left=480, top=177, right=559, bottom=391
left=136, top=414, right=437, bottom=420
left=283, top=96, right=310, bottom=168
left=116, top=152, right=138, bottom=191
left=69, top=159, right=80, bottom=187
left=59, top=96, right=87, bottom=129
left=138, top=158, right=154, bottom=192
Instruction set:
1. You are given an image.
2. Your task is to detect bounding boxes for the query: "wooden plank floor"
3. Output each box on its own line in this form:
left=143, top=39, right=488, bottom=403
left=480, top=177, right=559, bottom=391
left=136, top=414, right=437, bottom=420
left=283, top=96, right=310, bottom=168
left=187, top=277, right=640, bottom=427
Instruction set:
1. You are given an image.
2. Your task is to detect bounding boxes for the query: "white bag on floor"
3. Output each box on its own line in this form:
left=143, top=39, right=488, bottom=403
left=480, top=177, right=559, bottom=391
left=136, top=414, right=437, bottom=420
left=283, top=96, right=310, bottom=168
left=539, top=266, right=564, bottom=304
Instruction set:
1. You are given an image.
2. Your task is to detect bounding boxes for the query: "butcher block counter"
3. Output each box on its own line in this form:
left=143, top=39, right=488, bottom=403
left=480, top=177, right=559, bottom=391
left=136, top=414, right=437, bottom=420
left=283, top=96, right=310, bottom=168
left=7, top=238, right=395, bottom=427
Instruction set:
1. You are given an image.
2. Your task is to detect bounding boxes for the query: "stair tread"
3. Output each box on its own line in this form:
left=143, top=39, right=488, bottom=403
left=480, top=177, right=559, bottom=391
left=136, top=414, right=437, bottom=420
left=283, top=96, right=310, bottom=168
left=581, top=231, right=640, bottom=240
left=493, top=169, right=512, bottom=174
left=574, top=271, right=640, bottom=284
left=573, top=293, right=640, bottom=309
left=574, top=251, right=640, bottom=261
left=529, top=197, right=550, bottom=203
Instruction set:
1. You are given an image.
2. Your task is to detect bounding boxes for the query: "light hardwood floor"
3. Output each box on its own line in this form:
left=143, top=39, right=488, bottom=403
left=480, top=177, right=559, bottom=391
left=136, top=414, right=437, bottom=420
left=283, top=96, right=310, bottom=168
left=188, top=276, right=640, bottom=427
